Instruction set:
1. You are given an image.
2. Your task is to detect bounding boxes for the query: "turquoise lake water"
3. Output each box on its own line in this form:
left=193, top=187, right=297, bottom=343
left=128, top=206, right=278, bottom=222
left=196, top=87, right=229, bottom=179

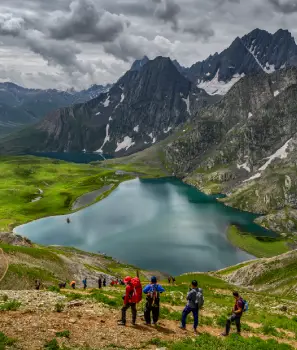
left=14, top=178, right=275, bottom=275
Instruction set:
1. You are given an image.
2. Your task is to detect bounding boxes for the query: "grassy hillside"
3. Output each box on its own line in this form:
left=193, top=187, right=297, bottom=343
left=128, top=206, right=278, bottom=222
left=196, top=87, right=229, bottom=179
left=0, top=240, right=166, bottom=290
left=227, top=226, right=290, bottom=258
left=217, top=249, right=297, bottom=296
left=0, top=155, right=166, bottom=232
left=1, top=252, right=297, bottom=349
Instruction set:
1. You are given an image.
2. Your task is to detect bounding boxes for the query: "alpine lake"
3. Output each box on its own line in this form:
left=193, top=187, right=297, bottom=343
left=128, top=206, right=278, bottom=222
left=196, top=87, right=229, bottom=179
left=14, top=153, right=277, bottom=275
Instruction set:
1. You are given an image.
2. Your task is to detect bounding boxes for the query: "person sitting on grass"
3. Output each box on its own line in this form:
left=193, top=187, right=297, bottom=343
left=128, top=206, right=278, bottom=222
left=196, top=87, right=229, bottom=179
left=180, top=280, right=204, bottom=333
left=221, top=291, right=244, bottom=336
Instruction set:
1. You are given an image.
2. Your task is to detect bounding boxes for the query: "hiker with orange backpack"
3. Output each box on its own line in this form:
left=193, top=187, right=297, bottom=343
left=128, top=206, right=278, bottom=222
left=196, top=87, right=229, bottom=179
left=118, top=276, right=142, bottom=326
left=143, top=276, right=165, bottom=325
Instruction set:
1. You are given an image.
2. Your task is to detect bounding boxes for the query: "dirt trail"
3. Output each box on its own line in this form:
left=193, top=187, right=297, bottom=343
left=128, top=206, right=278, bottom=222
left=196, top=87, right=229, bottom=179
left=1, top=301, right=297, bottom=350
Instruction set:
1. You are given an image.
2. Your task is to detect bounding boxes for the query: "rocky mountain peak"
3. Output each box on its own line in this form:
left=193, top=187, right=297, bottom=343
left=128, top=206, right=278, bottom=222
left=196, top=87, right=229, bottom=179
left=130, top=56, right=150, bottom=72
left=183, top=28, right=297, bottom=95
left=0, top=56, right=218, bottom=156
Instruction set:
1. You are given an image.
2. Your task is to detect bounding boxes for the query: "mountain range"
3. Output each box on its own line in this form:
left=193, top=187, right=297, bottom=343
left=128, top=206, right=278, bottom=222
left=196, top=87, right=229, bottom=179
left=1, top=28, right=297, bottom=154
left=0, top=83, right=110, bottom=136
left=1, top=28, right=297, bottom=236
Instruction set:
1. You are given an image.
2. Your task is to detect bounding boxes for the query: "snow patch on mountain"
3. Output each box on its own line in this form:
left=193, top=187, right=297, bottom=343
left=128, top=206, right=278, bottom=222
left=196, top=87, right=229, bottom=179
left=103, top=95, right=110, bottom=107
left=96, top=112, right=101, bottom=116
left=246, top=45, right=264, bottom=70
left=259, top=138, right=292, bottom=171
left=164, top=126, right=172, bottom=133
left=115, top=136, right=135, bottom=152
left=120, top=93, right=125, bottom=103
left=237, top=162, right=251, bottom=172
left=182, top=95, right=191, bottom=115
left=198, top=71, right=244, bottom=95
left=244, top=172, right=261, bottom=182
left=264, top=63, right=275, bottom=74
left=96, top=124, right=110, bottom=153
left=274, top=90, right=280, bottom=97
left=244, top=139, right=292, bottom=182
left=248, top=112, right=253, bottom=118
left=133, top=125, right=139, bottom=132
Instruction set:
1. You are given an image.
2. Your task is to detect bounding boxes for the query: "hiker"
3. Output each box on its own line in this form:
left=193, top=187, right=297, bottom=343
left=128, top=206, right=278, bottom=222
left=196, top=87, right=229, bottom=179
left=35, top=279, right=41, bottom=290
left=103, top=278, right=106, bottom=287
left=70, top=280, right=76, bottom=289
left=221, top=291, right=244, bottom=336
left=118, top=276, right=142, bottom=326
left=58, top=282, right=66, bottom=289
left=98, top=277, right=102, bottom=289
left=82, top=278, right=87, bottom=290
left=143, top=276, right=165, bottom=325
left=172, top=277, right=176, bottom=285
left=168, top=276, right=171, bottom=284
left=180, top=280, right=204, bottom=333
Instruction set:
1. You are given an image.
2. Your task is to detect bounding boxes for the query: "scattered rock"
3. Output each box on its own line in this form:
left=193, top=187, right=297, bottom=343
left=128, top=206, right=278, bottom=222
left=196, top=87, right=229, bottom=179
left=67, top=300, right=84, bottom=308
left=69, top=318, right=76, bottom=324
left=279, top=305, right=288, bottom=312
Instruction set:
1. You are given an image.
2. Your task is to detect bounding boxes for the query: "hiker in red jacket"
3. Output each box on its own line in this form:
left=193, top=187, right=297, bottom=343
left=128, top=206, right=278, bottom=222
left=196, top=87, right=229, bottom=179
left=118, top=276, right=142, bottom=326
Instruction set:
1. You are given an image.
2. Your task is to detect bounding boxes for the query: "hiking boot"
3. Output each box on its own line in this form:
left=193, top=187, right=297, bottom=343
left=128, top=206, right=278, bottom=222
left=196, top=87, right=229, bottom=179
left=144, top=322, right=151, bottom=325
left=117, top=321, right=126, bottom=326
left=220, top=333, right=228, bottom=337
left=179, top=325, right=186, bottom=330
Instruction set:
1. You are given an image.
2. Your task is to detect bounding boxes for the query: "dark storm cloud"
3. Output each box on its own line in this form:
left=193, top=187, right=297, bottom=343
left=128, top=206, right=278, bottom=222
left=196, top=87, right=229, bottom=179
left=48, top=0, right=128, bottom=43
left=154, top=0, right=181, bottom=29
left=25, top=30, right=94, bottom=75
left=183, top=19, right=215, bottom=40
left=268, top=0, right=297, bottom=13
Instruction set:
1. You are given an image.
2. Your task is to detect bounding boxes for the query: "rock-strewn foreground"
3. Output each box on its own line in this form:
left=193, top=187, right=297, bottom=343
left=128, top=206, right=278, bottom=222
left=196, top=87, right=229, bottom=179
left=1, top=237, right=297, bottom=349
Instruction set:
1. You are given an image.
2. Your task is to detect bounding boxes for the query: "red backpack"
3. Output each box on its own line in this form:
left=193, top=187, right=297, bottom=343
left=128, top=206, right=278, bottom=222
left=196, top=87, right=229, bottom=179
left=131, top=277, right=142, bottom=303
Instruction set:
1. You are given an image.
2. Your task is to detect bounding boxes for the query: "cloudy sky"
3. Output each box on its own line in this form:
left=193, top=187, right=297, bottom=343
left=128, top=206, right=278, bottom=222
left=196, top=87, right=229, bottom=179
left=0, top=0, right=296, bottom=90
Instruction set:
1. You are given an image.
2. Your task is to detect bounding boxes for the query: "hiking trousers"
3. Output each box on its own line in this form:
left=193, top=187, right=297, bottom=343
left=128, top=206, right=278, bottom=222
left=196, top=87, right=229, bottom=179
left=144, top=302, right=160, bottom=324
left=181, top=305, right=199, bottom=330
left=225, top=314, right=241, bottom=334
left=121, top=303, right=137, bottom=324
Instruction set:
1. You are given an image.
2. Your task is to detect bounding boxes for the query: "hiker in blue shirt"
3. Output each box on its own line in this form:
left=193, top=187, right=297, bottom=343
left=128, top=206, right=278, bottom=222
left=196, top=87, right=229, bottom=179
left=180, top=280, right=204, bottom=333
left=143, top=276, right=165, bottom=325
left=82, top=278, right=87, bottom=290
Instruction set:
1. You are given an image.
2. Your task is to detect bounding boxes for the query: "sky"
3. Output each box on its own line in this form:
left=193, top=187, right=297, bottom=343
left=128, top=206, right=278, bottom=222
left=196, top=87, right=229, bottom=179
left=0, top=0, right=296, bottom=90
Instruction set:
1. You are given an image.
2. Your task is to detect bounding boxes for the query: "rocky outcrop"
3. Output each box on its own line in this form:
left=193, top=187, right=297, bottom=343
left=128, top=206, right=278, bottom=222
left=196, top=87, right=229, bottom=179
left=222, top=250, right=297, bottom=294
left=0, top=232, right=32, bottom=247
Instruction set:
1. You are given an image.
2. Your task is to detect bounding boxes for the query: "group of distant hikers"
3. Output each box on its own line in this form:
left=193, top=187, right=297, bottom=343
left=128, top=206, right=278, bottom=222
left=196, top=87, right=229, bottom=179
left=117, top=276, right=248, bottom=336
left=35, top=275, right=247, bottom=336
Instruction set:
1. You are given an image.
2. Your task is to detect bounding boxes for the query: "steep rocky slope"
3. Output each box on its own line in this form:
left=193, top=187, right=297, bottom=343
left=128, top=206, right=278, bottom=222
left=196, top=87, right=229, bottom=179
left=218, top=250, right=297, bottom=296
left=0, top=57, right=218, bottom=155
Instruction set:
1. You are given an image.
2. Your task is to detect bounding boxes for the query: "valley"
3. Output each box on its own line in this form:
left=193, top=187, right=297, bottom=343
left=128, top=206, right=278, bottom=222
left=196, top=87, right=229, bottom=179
left=0, top=19, right=297, bottom=349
